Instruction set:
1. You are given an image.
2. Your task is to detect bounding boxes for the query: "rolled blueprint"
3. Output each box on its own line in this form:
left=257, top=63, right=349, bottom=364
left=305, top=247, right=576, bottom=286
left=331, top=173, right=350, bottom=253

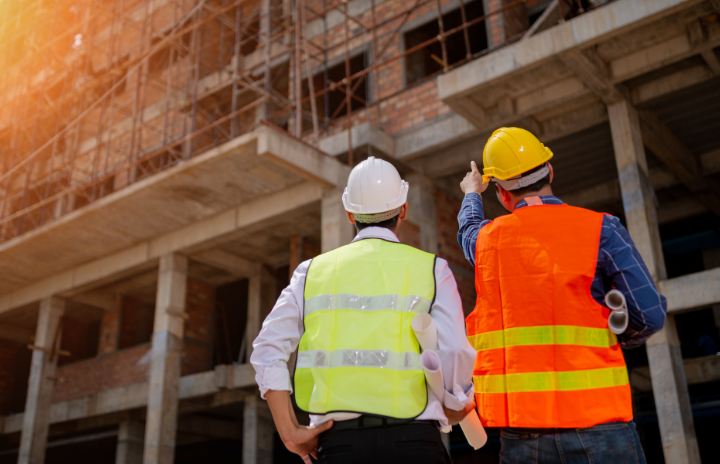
left=411, top=313, right=438, bottom=351
left=420, top=350, right=488, bottom=449
left=605, top=289, right=629, bottom=335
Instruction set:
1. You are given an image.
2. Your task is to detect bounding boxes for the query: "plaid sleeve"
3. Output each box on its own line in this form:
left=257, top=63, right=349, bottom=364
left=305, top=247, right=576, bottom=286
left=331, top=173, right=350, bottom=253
left=598, top=215, right=667, bottom=349
left=457, top=193, right=492, bottom=267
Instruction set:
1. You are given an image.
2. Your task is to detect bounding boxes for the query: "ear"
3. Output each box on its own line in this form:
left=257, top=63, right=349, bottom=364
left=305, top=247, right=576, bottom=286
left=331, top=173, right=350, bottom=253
left=399, top=202, right=408, bottom=220
left=498, top=185, right=513, bottom=204
left=346, top=211, right=356, bottom=224
left=547, top=162, right=554, bottom=183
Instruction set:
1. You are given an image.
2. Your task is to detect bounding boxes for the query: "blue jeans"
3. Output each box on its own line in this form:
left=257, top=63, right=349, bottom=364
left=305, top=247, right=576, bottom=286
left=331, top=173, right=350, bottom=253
left=499, top=421, right=647, bottom=464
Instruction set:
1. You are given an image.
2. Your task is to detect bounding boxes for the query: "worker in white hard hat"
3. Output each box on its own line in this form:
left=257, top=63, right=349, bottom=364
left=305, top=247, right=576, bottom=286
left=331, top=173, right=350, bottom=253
left=251, top=157, right=477, bottom=464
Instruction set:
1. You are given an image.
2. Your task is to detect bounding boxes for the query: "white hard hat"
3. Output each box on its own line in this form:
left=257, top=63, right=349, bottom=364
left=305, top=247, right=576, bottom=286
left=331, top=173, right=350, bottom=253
left=342, top=156, right=409, bottom=223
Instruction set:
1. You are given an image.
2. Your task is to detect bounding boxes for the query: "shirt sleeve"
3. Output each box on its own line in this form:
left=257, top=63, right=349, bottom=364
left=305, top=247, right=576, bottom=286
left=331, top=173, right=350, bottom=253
left=250, top=260, right=309, bottom=398
left=598, top=216, right=667, bottom=349
left=457, top=193, right=493, bottom=267
left=432, top=257, right=477, bottom=410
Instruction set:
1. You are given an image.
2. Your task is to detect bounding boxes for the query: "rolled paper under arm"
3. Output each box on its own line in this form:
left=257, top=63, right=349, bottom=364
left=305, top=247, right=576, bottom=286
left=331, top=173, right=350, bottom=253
left=420, top=350, right=488, bottom=450
left=411, top=313, right=438, bottom=351
left=605, top=289, right=629, bottom=335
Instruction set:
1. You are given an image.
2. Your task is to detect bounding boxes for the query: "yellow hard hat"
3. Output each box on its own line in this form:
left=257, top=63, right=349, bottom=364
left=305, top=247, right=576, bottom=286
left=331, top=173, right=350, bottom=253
left=481, top=127, right=553, bottom=183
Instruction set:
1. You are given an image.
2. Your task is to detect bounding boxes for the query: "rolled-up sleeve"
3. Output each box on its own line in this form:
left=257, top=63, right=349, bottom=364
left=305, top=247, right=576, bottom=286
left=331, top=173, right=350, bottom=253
left=432, top=257, right=477, bottom=410
left=251, top=260, right=309, bottom=398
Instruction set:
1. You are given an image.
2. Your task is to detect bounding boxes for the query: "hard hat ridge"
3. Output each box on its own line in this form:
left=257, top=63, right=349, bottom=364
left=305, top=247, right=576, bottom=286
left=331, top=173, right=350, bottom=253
left=342, top=156, right=408, bottom=222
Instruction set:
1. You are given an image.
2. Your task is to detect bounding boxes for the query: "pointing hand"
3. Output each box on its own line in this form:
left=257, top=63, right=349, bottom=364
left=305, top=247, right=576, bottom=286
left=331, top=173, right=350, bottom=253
left=460, top=161, right=489, bottom=195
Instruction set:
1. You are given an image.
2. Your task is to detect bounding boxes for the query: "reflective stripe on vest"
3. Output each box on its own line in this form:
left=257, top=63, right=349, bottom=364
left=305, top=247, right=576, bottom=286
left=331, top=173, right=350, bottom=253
left=474, top=366, right=629, bottom=394
left=469, top=325, right=618, bottom=351
left=295, top=238, right=436, bottom=419
left=466, top=204, right=633, bottom=428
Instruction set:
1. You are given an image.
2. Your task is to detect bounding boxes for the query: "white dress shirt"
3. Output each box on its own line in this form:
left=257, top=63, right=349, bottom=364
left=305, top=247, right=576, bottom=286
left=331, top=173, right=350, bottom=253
left=251, top=226, right=476, bottom=428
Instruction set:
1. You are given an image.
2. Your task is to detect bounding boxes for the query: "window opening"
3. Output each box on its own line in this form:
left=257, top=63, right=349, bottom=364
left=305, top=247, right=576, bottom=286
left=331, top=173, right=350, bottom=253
left=404, top=0, right=487, bottom=85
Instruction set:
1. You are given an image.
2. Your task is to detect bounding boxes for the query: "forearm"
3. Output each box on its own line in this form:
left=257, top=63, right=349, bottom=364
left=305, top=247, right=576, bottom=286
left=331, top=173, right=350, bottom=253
left=457, top=193, right=491, bottom=266
left=265, top=390, right=299, bottom=441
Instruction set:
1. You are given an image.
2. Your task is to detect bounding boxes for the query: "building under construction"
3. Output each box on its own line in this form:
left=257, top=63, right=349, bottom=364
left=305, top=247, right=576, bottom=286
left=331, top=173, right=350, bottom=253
left=0, top=0, right=719, bottom=462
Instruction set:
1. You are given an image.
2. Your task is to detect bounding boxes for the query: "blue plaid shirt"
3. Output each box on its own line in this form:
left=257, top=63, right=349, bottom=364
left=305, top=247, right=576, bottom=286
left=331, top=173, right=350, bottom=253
left=457, top=193, right=666, bottom=349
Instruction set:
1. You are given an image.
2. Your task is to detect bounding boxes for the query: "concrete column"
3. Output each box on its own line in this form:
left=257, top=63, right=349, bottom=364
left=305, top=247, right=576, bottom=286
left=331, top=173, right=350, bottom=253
left=246, top=273, right=262, bottom=362
left=243, top=395, right=274, bottom=464
left=406, top=173, right=438, bottom=254
left=17, top=296, right=65, bottom=464
left=116, top=420, right=145, bottom=464
left=143, top=253, right=188, bottom=464
left=608, top=100, right=700, bottom=464
left=482, top=0, right=506, bottom=49
left=321, top=188, right=354, bottom=253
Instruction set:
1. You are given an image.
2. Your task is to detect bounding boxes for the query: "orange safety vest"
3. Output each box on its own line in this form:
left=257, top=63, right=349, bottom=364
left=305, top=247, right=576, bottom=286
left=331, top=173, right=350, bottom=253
left=466, top=201, right=633, bottom=428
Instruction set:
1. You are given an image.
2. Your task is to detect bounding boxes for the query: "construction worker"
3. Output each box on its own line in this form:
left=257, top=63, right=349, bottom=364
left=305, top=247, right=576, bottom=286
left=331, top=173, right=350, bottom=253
left=457, top=128, right=667, bottom=463
left=251, top=157, right=477, bottom=464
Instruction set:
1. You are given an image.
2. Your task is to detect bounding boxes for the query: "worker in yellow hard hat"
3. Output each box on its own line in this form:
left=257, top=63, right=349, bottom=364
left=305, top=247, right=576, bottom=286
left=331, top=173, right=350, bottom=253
left=457, top=127, right=666, bottom=463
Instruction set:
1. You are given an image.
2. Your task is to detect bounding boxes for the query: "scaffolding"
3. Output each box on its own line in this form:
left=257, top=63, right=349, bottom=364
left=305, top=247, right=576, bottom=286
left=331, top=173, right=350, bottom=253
left=0, top=0, right=595, bottom=244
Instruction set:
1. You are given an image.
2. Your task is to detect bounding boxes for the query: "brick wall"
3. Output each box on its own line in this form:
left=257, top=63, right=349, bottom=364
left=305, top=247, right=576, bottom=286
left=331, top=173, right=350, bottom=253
left=0, top=341, right=18, bottom=414
left=98, top=297, right=120, bottom=355
left=436, top=189, right=476, bottom=314
left=182, top=278, right=214, bottom=376
left=53, top=344, right=149, bottom=403
left=119, top=296, right=154, bottom=349
left=397, top=219, right=421, bottom=249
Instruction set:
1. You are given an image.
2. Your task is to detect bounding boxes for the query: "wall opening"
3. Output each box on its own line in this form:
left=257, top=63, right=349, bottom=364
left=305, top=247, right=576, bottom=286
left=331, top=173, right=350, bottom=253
left=404, top=0, right=487, bottom=86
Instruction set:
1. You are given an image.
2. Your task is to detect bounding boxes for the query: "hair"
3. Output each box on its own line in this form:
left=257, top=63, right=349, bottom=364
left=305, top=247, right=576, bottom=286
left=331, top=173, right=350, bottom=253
left=354, top=214, right=400, bottom=232
left=506, top=163, right=551, bottom=196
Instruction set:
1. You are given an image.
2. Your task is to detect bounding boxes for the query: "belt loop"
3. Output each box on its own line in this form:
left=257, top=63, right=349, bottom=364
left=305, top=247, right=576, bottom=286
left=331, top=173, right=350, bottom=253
left=382, top=418, right=388, bottom=428
left=359, top=415, right=364, bottom=429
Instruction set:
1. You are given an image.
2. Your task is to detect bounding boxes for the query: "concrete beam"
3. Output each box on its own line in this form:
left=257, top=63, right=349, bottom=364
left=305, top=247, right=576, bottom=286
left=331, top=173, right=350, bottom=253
left=0, top=181, right=323, bottom=315
left=143, top=254, right=187, bottom=464
left=257, top=125, right=350, bottom=188
left=438, top=0, right=693, bottom=102
left=18, top=296, right=65, bottom=464
left=631, top=354, right=720, bottom=392
left=0, top=364, right=256, bottom=436
left=319, top=122, right=395, bottom=158
left=638, top=109, right=720, bottom=218
left=191, top=250, right=261, bottom=278
left=660, top=267, right=720, bottom=313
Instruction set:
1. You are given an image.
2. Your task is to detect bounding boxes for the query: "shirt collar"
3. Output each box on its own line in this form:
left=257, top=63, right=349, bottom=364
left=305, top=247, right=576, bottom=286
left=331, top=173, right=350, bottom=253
left=352, top=226, right=400, bottom=243
left=514, top=195, right=564, bottom=210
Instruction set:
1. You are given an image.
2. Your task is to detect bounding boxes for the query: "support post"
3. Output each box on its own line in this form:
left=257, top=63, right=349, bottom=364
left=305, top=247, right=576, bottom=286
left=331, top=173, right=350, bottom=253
left=608, top=100, right=700, bottom=464
left=143, top=253, right=188, bottom=464
left=17, top=296, right=65, bottom=464
left=321, top=188, right=354, bottom=253
left=243, top=395, right=274, bottom=464
left=406, top=173, right=438, bottom=253
left=116, top=420, right=145, bottom=464
left=246, top=273, right=262, bottom=363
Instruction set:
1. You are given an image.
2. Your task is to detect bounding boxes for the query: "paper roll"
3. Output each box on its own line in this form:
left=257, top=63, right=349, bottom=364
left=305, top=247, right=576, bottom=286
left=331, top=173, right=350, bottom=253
left=412, top=313, right=438, bottom=351
left=420, top=350, right=445, bottom=402
left=605, top=289, right=629, bottom=335
left=460, top=410, right=488, bottom=450
left=421, top=350, right=487, bottom=449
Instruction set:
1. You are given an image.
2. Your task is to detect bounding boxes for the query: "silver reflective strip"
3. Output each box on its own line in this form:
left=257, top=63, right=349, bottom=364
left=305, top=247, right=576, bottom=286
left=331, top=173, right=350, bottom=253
left=305, top=293, right=431, bottom=316
left=297, top=349, right=422, bottom=371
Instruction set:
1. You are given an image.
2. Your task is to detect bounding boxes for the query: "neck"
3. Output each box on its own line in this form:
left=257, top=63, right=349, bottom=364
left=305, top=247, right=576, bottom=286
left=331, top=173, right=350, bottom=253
left=511, top=185, right=554, bottom=210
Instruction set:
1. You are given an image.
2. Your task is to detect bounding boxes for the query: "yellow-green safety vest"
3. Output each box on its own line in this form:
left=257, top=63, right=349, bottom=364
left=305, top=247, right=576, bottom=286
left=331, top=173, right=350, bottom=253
left=294, top=238, right=436, bottom=419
